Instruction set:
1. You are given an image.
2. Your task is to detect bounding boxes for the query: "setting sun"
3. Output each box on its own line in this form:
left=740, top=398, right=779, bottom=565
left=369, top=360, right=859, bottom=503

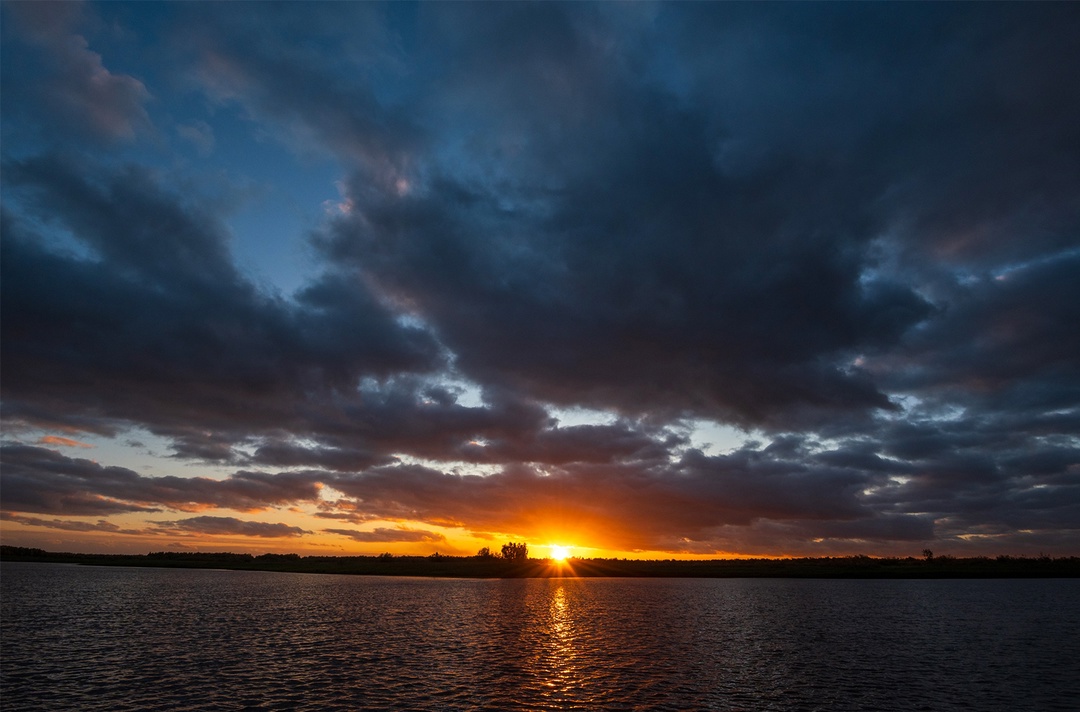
left=549, top=545, right=571, bottom=561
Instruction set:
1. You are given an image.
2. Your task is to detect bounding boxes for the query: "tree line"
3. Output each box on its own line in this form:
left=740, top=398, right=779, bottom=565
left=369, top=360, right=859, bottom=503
left=475, top=541, right=529, bottom=561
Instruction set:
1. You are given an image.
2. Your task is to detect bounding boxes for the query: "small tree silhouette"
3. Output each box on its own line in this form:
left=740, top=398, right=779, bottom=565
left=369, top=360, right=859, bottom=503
left=922, top=549, right=934, bottom=560
left=501, top=541, right=528, bottom=562
left=476, top=547, right=494, bottom=559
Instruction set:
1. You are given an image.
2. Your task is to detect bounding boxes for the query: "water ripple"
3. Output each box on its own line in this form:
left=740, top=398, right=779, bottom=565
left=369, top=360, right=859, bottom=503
left=3, top=564, right=1079, bottom=710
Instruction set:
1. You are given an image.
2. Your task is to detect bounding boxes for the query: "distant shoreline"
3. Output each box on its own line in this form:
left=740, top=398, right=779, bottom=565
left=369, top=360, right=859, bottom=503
left=3, top=546, right=1078, bottom=579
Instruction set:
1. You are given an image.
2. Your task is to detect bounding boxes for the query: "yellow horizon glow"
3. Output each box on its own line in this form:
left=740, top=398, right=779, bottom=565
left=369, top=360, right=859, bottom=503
left=0, top=509, right=877, bottom=560
left=0, top=517, right=786, bottom=559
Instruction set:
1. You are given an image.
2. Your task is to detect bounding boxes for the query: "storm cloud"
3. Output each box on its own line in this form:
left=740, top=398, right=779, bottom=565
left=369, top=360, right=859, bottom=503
left=2, top=2, right=1078, bottom=556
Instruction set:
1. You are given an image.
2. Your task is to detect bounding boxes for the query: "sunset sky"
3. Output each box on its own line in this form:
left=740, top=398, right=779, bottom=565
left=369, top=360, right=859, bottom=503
left=2, top=2, right=1078, bottom=558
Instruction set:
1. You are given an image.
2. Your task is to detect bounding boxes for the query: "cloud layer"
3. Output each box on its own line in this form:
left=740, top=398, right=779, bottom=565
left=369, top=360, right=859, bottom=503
left=2, top=2, right=1078, bottom=555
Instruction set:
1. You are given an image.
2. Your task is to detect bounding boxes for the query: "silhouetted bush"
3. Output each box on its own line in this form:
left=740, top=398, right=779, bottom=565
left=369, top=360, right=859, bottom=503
left=501, top=541, right=528, bottom=561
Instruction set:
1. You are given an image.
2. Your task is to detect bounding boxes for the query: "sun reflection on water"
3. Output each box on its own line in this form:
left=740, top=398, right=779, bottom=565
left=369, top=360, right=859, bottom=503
left=538, top=582, right=582, bottom=702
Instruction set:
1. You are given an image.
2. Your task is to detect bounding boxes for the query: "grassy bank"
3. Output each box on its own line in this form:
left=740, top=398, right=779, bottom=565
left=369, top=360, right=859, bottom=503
left=3, top=546, right=1078, bottom=578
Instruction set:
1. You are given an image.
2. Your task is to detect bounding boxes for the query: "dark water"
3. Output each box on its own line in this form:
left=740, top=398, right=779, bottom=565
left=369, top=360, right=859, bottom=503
left=2, top=563, right=1078, bottom=711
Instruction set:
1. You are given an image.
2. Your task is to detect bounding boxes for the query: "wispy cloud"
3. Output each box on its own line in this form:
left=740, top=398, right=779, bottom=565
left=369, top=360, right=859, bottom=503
left=38, top=435, right=94, bottom=449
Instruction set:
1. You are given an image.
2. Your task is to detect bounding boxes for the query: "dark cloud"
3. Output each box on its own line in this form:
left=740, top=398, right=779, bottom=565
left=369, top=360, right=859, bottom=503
left=0, top=1, right=151, bottom=145
left=0, top=445, right=322, bottom=515
left=314, top=4, right=963, bottom=428
left=152, top=516, right=309, bottom=538
left=670, top=3, right=1080, bottom=269
left=180, top=1, right=418, bottom=186
left=871, top=252, right=1080, bottom=418
left=0, top=445, right=162, bottom=516
left=0, top=155, right=443, bottom=440
left=0, top=511, right=140, bottom=534
left=240, top=382, right=681, bottom=470
left=248, top=442, right=393, bottom=473
left=453, top=422, right=685, bottom=467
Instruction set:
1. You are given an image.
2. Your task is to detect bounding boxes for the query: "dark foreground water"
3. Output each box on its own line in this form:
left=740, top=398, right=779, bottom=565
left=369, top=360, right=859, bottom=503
left=2, top=563, right=1078, bottom=711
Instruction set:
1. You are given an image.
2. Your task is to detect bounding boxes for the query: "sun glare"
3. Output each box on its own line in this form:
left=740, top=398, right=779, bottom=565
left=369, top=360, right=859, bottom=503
left=550, top=545, right=571, bottom=561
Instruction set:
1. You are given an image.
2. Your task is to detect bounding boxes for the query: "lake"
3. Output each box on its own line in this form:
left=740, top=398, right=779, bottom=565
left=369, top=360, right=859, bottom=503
left=2, top=562, right=1078, bottom=710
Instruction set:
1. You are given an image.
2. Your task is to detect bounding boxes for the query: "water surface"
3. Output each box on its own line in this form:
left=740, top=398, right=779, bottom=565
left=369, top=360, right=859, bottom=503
left=3, top=562, right=1077, bottom=710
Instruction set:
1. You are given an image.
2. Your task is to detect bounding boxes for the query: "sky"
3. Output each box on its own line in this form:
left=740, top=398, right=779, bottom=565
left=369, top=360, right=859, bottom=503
left=2, top=1, right=1079, bottom=559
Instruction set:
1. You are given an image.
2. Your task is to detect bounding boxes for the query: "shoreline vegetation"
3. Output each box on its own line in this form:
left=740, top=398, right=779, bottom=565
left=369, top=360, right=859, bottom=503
left=3, top=545, right=1078, bottom=578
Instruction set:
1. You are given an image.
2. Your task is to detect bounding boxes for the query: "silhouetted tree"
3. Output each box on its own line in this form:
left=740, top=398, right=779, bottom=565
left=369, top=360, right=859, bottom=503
left=501, top=541, right=528, bottom=562
left=476, top=547, right=494, bottom=559
left=922, top=549, right=934, bottom=560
